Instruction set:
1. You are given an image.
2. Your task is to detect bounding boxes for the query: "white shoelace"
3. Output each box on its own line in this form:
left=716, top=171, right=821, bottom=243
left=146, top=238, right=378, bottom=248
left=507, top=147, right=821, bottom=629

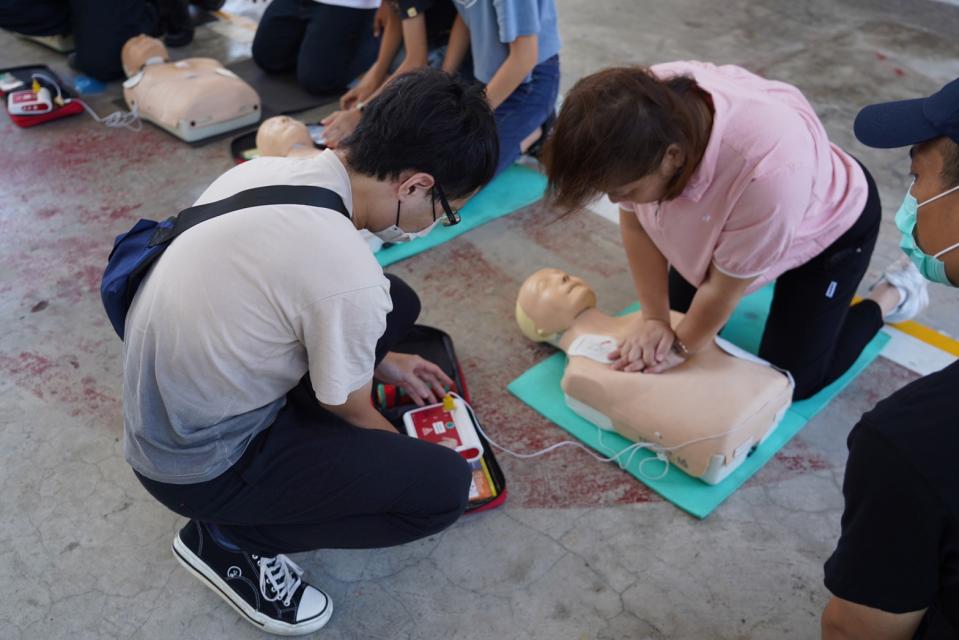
left=256, top=554, right=303, bottom=607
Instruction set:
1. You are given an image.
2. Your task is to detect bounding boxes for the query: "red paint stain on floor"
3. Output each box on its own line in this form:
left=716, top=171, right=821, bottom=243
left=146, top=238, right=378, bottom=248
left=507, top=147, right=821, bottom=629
left=774, top=450, right=831, bottom=473
left=0, top=351, right=119, bottom=424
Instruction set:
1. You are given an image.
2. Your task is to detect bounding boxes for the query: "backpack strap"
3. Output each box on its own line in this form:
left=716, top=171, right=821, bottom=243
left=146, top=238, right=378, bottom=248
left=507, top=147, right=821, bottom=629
left=148, top=185, right=350, bottom=247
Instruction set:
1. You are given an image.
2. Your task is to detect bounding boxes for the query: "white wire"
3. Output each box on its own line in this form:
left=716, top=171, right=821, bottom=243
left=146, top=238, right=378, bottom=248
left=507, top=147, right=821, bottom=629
left=454, top=376, right=794, bottom=481
left=455, top=393, right=670, bottom=474
left=73, top=99, right=142, bottom=132
left=30, top=71, right=62, bottom=101
left=29, top=71, right=141, bottom=131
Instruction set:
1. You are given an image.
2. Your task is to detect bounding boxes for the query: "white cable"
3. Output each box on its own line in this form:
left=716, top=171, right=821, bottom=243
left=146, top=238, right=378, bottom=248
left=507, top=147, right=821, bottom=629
left=29, top=71, right=141, bottom=131
left=30, top=71, right=63, bottom=101
left=72, top=99, right=142, bottom=132
left=455, top=375, right=794, bottom=481
left=457, top=393, right=669, bottom=471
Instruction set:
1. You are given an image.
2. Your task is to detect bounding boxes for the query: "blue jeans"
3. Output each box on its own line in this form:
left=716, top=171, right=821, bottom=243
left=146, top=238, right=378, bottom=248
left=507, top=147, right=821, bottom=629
left=492, top=54, right=560, bottom=175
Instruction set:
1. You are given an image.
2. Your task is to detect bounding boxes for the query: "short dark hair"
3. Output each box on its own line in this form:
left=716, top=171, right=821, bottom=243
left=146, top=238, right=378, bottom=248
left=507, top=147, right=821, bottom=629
left=341, top=68, right=499, bottom=199
left=543, top=66, right=712, bottom=212
left=941, top=138, right=959, bottom=188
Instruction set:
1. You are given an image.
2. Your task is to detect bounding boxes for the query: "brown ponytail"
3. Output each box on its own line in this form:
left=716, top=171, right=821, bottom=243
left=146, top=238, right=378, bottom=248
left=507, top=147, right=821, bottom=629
left=542, top=66, right=712, bottom=213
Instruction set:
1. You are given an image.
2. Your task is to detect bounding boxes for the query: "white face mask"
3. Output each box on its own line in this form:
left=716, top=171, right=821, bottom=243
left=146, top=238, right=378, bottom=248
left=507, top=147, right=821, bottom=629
left=372, top=201, right=444, bottom=244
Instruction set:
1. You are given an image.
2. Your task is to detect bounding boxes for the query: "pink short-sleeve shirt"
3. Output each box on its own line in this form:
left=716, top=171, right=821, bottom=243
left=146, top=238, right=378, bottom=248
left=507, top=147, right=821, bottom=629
left=622, top=61, right=868, bottom=294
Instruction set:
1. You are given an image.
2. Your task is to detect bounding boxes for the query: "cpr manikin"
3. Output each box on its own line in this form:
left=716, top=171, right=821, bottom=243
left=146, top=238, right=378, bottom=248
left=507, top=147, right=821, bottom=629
left=255, top=116, right=322, bottom=158
left=516, top=268, right=794, bottom=485
left=121, top=35, right=260, bottom=142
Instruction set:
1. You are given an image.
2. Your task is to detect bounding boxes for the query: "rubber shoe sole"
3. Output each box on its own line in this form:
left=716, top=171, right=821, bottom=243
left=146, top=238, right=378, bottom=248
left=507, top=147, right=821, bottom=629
left=172, top=533, right=332, bottom=636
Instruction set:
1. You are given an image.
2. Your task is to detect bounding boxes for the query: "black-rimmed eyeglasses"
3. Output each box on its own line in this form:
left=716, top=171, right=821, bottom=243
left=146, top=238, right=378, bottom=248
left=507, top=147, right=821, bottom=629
left=433, top=183, right=461, bottom=227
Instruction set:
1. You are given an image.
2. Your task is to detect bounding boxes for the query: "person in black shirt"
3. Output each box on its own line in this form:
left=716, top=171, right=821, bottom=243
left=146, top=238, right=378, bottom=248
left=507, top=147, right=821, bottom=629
left=822, top=78, right=959, bottom=640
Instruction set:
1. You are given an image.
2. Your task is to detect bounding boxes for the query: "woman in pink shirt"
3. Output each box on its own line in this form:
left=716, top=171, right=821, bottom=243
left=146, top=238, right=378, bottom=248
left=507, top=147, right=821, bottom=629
left=543, top=62, right=927, bottom=399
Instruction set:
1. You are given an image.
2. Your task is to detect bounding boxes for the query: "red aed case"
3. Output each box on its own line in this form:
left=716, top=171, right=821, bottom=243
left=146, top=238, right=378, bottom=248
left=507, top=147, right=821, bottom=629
left=1, top=65, right=83, bottom=128
left=376, top=325, right=507, bottom=513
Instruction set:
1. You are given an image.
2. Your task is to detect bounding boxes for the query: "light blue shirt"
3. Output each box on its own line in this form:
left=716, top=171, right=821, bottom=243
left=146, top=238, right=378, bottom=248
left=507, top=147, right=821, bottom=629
left=453, top=0, right=561, bottom=84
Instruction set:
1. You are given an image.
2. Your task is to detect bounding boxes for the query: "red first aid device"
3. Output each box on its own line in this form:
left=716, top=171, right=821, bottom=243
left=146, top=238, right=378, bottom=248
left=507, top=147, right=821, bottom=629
left=1, top=66, right=84, bottom=127
left=8, top=87, right=53, bottom=115
left=403, top=393, right=485, bottom=462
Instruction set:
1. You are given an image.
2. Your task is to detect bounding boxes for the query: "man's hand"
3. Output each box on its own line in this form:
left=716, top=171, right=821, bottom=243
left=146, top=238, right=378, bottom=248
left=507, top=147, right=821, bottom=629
left=609, top=318, right=676, bottom=372
left=320, top=109, right=363, bottom=148
left=375, top=352, right=454, bottom=406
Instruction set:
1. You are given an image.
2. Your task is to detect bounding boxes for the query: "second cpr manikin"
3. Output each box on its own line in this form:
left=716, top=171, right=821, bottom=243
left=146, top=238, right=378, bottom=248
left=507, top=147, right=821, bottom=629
left=121, top=35, right=261, bottom=142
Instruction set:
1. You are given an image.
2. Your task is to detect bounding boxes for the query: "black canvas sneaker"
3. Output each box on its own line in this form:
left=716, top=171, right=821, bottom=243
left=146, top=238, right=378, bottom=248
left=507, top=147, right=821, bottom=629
left=172, top=520, right=332, bottom=635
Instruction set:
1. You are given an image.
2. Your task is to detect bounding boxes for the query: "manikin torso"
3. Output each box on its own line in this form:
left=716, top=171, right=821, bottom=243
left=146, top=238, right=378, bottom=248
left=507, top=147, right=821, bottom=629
left=555, top=308, right=793, bottom=482
left=123, top=59, right=260, bottom=141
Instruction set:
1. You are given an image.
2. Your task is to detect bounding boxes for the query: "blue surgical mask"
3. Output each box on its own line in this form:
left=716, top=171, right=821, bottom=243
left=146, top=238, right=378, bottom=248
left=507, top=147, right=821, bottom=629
left=895, top=181, right=959, bottom=286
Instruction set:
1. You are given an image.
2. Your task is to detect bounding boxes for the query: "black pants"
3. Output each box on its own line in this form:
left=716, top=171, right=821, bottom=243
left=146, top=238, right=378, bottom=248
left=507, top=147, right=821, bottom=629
left=135, top=275, right=473, bottom=557
left=251, top=0, right=378, bottom=95
left=0, top=0, right=159, bottom=80
left=669, top=163, right=884, bottom=400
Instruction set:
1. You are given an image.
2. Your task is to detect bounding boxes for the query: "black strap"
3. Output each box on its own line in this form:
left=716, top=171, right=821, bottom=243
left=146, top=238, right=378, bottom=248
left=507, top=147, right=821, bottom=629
left=148, top=185, right=350, bottom=247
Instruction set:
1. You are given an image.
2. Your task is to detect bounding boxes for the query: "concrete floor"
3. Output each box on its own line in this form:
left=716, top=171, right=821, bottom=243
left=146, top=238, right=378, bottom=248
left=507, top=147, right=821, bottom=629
left=2, top=1, right=959, bottom=638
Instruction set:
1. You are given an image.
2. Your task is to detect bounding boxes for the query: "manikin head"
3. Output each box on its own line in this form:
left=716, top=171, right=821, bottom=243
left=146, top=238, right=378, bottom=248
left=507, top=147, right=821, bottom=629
left=121, top=35, right=169, bottom=78
left=256, top=116, right=317, bottom=158
left=516, top=268, right=598, bottom=343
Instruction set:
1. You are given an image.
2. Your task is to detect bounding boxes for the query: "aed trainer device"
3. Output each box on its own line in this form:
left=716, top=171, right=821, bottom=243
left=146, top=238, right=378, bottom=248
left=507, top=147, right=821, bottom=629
left=1, top=66, right=84, bottom=127
left=8, top=86, right=53, bottom=115
left=402, top=393, right=484, bottom=463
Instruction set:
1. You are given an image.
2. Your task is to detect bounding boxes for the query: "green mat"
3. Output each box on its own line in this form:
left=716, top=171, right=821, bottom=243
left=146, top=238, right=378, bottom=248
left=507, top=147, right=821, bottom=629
left=376, top=164, right=547, bottom=267
left=507, top=284, right=890, bottom=519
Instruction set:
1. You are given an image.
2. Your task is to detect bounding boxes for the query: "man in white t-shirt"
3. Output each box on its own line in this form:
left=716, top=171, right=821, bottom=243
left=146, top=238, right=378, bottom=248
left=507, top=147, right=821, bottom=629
left=123, top=69, right=499, bottom=635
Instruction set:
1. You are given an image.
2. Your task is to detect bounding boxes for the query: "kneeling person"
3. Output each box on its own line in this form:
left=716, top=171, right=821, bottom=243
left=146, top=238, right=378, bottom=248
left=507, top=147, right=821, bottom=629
left=122, top=69, right=499, bottom=635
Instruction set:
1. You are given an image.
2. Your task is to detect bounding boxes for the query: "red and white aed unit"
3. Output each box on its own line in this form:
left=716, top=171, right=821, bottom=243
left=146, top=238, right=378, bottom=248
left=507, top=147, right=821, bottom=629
left=1, top=67, right=84, bottom=127
left=403, top=393, right=485, bottom=463
left=8, top=86, right=53, bottom=115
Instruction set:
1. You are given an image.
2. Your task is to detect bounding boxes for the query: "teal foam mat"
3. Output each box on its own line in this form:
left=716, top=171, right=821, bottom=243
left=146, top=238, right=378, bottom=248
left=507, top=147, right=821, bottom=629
left=507, top=285, right=889, bottom=519
left=377, top=164, right=547, bottom=268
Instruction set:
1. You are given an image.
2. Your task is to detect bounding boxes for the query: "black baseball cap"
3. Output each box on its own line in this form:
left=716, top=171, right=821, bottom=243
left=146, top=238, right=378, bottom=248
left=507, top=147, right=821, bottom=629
left=854, top=77, right=959, bottom=149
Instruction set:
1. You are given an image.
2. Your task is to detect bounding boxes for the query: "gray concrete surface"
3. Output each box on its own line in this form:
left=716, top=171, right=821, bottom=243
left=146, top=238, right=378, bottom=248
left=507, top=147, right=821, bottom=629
left=1, top=1, right=958, bottom=638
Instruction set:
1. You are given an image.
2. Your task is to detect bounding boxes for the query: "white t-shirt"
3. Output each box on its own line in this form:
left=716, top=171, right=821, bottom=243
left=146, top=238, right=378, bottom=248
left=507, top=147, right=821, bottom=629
left=316, top=0, right=381, bottom=9
left=123, top=150, right=392, bottom=483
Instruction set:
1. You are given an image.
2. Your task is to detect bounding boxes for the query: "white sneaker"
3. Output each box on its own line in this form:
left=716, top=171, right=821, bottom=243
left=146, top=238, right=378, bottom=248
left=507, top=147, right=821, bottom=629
left=869, top=258, right=930, bottom=324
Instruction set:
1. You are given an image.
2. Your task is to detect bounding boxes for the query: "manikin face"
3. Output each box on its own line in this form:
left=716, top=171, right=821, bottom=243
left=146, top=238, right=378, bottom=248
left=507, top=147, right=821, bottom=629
left=121, top=35, right=169, bottom=78
left=517, top=268, right=598, bottom=337
left=256, top=116, right=315, bottom=158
